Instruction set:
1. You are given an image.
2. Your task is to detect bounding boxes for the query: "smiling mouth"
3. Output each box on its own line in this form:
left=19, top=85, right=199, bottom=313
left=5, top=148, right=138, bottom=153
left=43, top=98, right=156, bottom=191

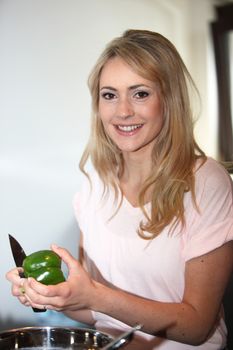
left=116, top=124, right=143, bottom=132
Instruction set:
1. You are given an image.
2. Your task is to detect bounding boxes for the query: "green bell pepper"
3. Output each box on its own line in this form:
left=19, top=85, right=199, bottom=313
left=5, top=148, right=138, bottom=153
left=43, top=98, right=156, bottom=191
left=23, top=250, right=65, bottom=285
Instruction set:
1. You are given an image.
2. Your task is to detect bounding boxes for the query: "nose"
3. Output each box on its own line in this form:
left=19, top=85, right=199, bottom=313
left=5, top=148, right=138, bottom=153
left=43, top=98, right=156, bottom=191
left=116, top=97, right=134, bottom=119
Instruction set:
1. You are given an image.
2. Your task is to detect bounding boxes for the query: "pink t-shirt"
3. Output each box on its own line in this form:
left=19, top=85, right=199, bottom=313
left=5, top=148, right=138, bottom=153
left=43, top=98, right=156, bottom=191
left=73, top=158, right=233, bottom=349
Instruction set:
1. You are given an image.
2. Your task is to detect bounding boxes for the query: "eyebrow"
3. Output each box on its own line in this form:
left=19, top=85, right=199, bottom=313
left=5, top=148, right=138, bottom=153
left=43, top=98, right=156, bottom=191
left=99, top=84, right=151, bottom=91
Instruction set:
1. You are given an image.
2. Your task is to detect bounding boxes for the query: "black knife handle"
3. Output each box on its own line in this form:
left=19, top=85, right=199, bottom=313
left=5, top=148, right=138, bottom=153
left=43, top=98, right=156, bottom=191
left=33, top=307, right=46, bottom=313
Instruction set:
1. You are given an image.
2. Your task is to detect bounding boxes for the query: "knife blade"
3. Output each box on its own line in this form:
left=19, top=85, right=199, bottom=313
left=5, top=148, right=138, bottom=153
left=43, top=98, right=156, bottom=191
left=8, top=234, right=26, bottom=277
left=8, top=234, right=46, bottom=313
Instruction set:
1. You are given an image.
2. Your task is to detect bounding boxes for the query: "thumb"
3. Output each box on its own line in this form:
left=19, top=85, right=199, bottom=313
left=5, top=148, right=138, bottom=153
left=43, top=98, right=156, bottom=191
left=51, top=244, right=81, bottom=275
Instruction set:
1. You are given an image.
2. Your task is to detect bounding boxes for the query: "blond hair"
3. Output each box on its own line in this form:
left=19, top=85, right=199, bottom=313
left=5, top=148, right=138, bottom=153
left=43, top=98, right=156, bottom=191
left=80, top=29, right=206, bottom=239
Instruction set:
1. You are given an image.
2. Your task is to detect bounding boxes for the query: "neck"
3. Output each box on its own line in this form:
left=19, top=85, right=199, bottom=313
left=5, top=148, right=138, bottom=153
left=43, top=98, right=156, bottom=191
left=121, top=144, right=153, bottom=182
left=120, top=150, right=153, bottom=207
left=122, top=155, right=151, bottom=184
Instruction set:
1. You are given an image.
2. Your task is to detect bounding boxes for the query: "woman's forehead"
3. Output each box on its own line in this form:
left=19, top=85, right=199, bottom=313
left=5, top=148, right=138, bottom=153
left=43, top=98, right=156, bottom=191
left=99, top=57, right=156, bottom=88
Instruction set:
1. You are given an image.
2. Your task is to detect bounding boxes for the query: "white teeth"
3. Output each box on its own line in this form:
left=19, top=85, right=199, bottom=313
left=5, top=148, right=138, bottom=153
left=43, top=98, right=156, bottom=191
left=118, top=124, right=142, bottom=132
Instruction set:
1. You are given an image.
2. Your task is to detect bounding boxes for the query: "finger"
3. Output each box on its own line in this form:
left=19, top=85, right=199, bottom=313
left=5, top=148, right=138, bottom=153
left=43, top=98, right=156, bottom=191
left=26, top=277, right=65, bottom=297
left=18, top=295, right=30, bottom=306
left=51, top=244, right=76, bottom=264
left=25, top=299, right=47, bottom=311
left=21, top=279, right=46, bottom=307
left=24, top=277, right=67, bottom=302
left=22, top=288, right=64, bottom=311
left=6, top=268, right=24, bottom=284
left=12, top=284, right=31, bottom=307
left=51, top=244, right=80, bottom=275
left=24, top=278, right=70, bottom=310
left=30, top=303, right=58, bottom=311
left=11, top=278, right=26, bottom=297
left=23, top=277, right=47, bottom=297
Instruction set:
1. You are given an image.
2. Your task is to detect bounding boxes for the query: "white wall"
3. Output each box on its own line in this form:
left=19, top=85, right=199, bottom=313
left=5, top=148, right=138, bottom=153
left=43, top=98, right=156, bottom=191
left=185, top=0, right=218, bottom=157
left=0, top=0, right=217, bottom=329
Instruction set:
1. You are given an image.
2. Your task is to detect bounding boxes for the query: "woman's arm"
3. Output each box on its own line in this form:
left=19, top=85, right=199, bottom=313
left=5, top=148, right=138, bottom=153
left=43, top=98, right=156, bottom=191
left=63, top=309, right=95, bottom=325
left=92, top=241, right=233, bottom=345
left=18, top=240, right=233, bottom=346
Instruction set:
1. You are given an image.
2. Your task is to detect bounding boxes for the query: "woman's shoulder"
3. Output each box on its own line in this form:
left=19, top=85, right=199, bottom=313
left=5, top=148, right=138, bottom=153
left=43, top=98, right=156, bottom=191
left=194, top=157, right=233, bottom=192
left=73, top=169, right=104, bottom=221
left=75, top=169, right=103, bottom=197
left=195, top=157, right=231, bottom=179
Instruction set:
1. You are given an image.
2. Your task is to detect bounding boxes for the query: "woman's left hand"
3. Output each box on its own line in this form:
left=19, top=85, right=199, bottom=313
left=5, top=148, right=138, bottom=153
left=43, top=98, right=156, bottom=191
left=20, top=245, right=96, bottom=311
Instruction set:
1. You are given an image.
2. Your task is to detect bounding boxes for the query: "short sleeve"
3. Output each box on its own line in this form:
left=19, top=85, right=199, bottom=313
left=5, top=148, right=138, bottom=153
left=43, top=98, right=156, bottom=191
left=183, top=159, right=233, bottom=261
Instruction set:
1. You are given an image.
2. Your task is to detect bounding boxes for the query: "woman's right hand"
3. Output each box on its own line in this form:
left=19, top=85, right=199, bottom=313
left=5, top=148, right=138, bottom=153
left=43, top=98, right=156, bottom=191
left=6, top=264, right=96, bottom=325
left=6, top=245, right=97, bottom=313
left=6, top=267, right=31, bottom=307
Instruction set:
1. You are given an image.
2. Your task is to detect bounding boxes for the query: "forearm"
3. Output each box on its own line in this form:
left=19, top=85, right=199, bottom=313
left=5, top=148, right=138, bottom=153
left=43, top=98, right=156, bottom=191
left=90, top=282, right=213, bottom=346
left=63, top=309, right=96, bottom=326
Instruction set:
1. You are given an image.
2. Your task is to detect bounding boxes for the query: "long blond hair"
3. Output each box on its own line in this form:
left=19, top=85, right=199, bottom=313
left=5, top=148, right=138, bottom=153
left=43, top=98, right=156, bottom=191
left=80, top=29, right=206, bottom=239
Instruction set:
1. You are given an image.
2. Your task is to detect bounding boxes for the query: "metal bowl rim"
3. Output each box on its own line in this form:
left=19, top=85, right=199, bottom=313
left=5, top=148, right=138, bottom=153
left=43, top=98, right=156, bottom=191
left=0, top=326, right=111, bottom=336
left=0, top=326, right=113, bottom=342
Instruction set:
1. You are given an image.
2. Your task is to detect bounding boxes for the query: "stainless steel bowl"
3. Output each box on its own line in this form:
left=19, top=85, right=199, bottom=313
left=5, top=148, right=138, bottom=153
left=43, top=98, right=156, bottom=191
left=0, top=326, right=113, bottom=349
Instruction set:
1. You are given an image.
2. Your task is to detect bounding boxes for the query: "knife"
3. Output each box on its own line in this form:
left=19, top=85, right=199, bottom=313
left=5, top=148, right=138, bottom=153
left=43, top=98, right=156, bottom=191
left=8, top=234, right=46, bottom=313
left=102, top=324, right=143, bottom=349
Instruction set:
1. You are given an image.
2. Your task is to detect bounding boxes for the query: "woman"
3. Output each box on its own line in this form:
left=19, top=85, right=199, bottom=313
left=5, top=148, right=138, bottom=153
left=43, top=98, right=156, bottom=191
left=6, top=30, right=233, bottom=349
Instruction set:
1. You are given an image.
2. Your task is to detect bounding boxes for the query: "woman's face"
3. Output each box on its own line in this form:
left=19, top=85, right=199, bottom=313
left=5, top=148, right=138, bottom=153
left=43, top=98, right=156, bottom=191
left=98, top=57, right=164, bottom=156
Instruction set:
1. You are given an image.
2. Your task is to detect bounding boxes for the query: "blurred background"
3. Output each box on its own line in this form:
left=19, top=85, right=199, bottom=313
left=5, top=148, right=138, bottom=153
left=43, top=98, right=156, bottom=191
left=0, top=0, right=232, bottom=331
